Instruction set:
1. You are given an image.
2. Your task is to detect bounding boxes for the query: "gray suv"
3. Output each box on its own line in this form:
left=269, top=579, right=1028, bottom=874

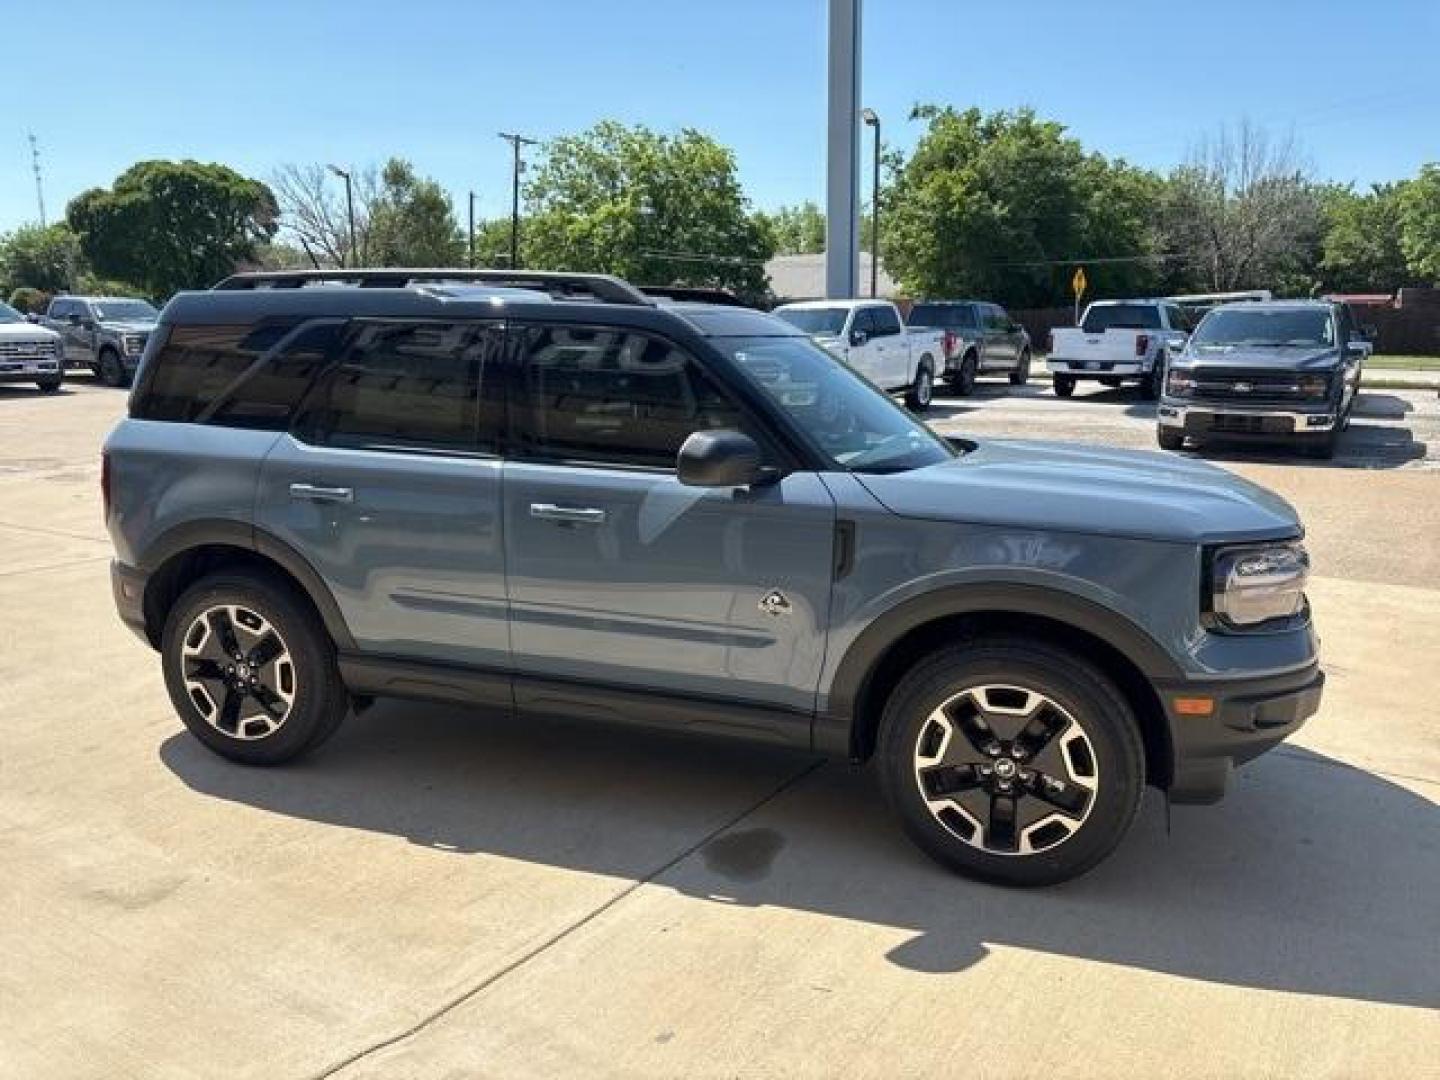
left=105, top=270, right=1324, bottom=886
left=43, top=295, right=160, bottom=386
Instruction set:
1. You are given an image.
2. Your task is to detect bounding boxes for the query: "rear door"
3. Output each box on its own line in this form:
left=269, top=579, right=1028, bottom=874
left=500, top=321, right=835, bottom=728
left=255, top=318, right=510, bottom=678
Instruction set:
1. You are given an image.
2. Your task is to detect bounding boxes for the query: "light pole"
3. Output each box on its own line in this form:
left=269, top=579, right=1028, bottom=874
left=327, top=164, right=357, bottom=268
left=862, top=108, right=880, bottom=298
left=468, top=191, right=477, bottom=268
left=498, top=132, right=538, bottom=269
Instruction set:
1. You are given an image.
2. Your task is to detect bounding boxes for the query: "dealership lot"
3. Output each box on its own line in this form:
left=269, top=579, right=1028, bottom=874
left=2, top=380, right=1436, bottom=1078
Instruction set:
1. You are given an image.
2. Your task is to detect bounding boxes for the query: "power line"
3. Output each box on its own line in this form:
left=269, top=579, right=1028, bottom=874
left=27, top=132, right=46, bottom=226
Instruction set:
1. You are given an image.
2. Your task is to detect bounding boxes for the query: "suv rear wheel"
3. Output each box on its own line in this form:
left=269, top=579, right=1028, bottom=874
left=878, top=637, right=1144, bottom=886
left=161, top=569, right=347, bottom=765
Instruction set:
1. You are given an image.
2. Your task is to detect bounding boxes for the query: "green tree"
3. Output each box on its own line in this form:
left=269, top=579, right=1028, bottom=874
left=66, top=160, right=277, bottom=299
left=0, top=222, right=83, bottom=294
left=1319, top=183, right=1415, bottom=292
left=757, top=202, right=827, bottom=255
left=367, top=159, right=465, bottom=267
left=522, top=121, right=773, bottom=296
left=882, top=107, right=1162, bottom=306
left=1399, top=164, right=1440, bottom=283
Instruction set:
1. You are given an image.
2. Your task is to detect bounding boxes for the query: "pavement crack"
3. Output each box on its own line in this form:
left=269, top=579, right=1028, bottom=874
left=309, top=756, right=827, bottom=1079
left=0, top=555, right=110, bottom=578
left=0, top=520, right=109, bottom=543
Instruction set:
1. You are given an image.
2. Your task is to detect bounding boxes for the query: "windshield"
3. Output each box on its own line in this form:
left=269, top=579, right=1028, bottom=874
left=717, top=335, right=957, bottom=474
left=774, top=307, right=848, bottom=336
left=92, top=299, right=158, bottom=322
left=1081, top=304, right=1161, bottom=332
left=1191, top=308, right=1333, bottom=348
left=0, top=303, right=23, bottom=324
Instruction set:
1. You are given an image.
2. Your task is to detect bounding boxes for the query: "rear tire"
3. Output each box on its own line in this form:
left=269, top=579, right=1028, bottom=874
left=950, top=350, right=978, bottom=397
left=1156, top=427, right=1185, bottom=451
left=161, top=569, right=348, bottom=766
left=906, top=359, right=935, bottom=412
left=877, top=638, right=1145, bottom=886
left=1053, top=374, right=1076, bottom=398
left=1140, top=353, right=1166, bottom=401
left=1301, top=429, right=1338, bottom=460
left=1008, top=349, right=1032, bottom=386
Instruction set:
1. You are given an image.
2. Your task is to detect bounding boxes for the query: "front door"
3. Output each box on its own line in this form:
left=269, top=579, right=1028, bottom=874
left=256, top=318, right=510, bottom=673
left=501, top=322, right=836, bottom=731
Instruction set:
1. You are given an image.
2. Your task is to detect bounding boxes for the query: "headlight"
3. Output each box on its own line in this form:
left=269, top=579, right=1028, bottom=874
left=1298, top=374, right=1330, bottom=399
left=1210, top=541, right=1309, bottom=629
left=1166, top=367, right=1196, bottom=397
left=122, top=334, right=147, bottom=355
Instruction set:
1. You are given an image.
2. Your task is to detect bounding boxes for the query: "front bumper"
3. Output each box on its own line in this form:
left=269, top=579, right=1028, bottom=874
left=1161, top=662, right=1325, bottom=803
left=1048, top=358, right=1145, bottom=376
left=1157, top=401, right=1336, bottom=436
left=0, top=357, right=61, bottom=381
left=111, top=559, right=152, bottom=644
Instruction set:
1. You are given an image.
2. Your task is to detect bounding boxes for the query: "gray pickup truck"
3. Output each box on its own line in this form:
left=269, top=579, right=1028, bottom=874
left=103, top=269, right=1322, bottom=886
left=43, top=295, right=160, bottom=386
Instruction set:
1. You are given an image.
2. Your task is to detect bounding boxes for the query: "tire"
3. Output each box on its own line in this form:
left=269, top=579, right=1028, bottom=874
left=35, top=378, right=62, bottom=393
left=905, top=359, right=935, bottom=411
left=949, top=350, right=978, bottom=397
left=1009, top=349, right=1032, bottom=386
left=1053, top=374, right=1076, bottom=398
left=1301, top=429, right=1338, bottom=460
left=1140, top=353, right=1165, bottom=401
left=161, top=569, right=348, bottom=766
left=1156, top=426, right=1185, bottom=451
left=877, top=637, right=1145, bottom=887
left=97, top=349, right=127, bottom=388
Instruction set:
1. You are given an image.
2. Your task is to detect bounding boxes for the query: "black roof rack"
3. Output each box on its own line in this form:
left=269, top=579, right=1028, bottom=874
left=211, top=268, right=653, bottom=306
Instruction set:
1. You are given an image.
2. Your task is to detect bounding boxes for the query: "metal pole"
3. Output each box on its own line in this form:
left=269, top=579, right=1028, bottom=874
left=863, top=109, right=880, bottom=297
left=468, top=191, right=476, bottom=269
left=499, top=132, right=538, bottom=269
left=328, top=165, right=356, bottom=268
left=825, top=0, right=862, bottom=299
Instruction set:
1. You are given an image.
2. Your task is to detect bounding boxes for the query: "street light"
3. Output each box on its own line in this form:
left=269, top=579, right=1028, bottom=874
left=498, top=132, right=538, bottom=269
left=327, top=164, right=357, bottom=269
left=468, top=191, right=477, bottom=269
left=861, top=108, right=880, bottom=298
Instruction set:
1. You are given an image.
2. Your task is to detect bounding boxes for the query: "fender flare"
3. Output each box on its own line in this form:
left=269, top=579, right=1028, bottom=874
left=816, top=582, right=1183, bottom=757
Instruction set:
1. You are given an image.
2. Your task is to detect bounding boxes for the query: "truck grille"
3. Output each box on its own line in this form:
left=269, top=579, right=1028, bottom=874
left=1188, top=369, right=1316, bottom=405
left=0, top=339, right=58, bottom=358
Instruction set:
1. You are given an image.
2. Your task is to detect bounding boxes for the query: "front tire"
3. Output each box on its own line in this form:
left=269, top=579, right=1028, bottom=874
left=1156, top=426, right=1185, bottom=451
left=1009, top=348, right=1032, bottom=386
left=36, top=377, right=62, bottom=393
left=878, top=638, right=1144, bottom=886
left=161, top=569, right=348, bottom=765
left=98, top=349, right=127, bottom=388
left=1053, top=374, right=1076, bottom=398
left=906, top=359, right=935, bottom=411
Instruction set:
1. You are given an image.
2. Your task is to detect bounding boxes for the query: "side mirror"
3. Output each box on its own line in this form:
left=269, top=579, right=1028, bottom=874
left=68, top=313, right=81, bottom=326
left=848, top=328, right=868, bottom=347
left=677, top=430, right=768, bottom=488
left=24, top=313, right=40, bottom=324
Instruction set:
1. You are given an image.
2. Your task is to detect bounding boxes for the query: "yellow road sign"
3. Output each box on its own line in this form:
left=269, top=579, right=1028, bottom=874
left=1072, top=266, right=1087, bottom=298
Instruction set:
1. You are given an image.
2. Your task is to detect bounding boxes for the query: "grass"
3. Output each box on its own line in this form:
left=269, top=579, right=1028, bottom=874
left=1368, top=354, right=1440, bottom=370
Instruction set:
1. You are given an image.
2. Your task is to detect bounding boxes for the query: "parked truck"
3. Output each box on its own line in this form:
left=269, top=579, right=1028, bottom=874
left=1047, top=300, right=1190, bottom=400
left=42, top=295, right=160, bottom=387
left=905, top=300, right=1032, bottom=395
left=772, top=299, right=944, bottom=410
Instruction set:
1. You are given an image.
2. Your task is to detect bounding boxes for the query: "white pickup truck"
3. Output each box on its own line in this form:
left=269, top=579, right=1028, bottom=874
left=772, top=299, right=944, bottom=410
left=1047, top=300, right=1191, bottom=400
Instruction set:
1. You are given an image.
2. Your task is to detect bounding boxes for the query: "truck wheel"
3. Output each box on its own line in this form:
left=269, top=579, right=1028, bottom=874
left=1301, top=428, right=1339, bottom=460
left=98, top=349, right=127, bottom=388
left=877, top=638, right=1144, bottom=887
left=1156, top=427, right=1185, bottom=452
left=1053, top=375, right=1076, bottom=398
left=950, top=351, right=978, bottom=397
left=35, top=377, right=63, bottom=393
left=1140, top=354, right=1166, bottom=401
left=161, top=569, right=348, bottom=766
left=1009, top=349, right=1032, bottom=386
left=906, top=359, right=935, bottom=411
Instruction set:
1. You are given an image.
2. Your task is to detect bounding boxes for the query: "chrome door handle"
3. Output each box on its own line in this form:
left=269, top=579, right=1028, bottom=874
left=289, top=483, right=354, bottom=504
left=529, top=503, right=607, bottom=524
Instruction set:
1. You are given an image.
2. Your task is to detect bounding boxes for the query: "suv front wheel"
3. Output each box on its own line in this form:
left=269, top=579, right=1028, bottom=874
left=878, top=637, right=1144, bottom=886
left=161, top=569, right=348, bottom=765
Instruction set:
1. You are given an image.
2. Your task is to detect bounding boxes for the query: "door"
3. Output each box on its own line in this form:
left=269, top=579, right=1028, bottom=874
left=501, top=322, right=836, bottom=726
left=846, top=307, right=886, bottom=384
left=869, top=304, right=909, bottom=388
left=256, top=319, right=511, bottom=675
left=982, top=304, right=1017, bottom=369
left=51, top=300, right=84, bottom=367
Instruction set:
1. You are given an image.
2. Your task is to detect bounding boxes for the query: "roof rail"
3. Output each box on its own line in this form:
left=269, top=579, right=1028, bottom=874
left=639, top=285, right=753, bottom=308
left=211, top=268, right=653, bottom=306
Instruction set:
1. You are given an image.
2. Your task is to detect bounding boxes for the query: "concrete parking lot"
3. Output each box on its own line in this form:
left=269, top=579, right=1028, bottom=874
left=2, top=378, right=1437, bottom=1079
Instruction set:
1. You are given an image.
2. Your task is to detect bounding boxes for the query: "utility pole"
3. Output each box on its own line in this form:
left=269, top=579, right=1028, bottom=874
left=328, top=165, right=357, bottom=268
left=468, top=191, right=477, bottom=268
left=498, top=132, right=538, bottom=268
left=862, top=108, right=880, bottom=298
left=28, top=132, right=46, bottom=226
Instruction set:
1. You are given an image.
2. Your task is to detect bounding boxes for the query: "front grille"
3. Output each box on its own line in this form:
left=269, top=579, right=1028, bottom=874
left=0, top=339, right=57, bottom=358
left=1187, top=413, right=1295, bottom=435
left=1188, top=369, right=1318, bottom=405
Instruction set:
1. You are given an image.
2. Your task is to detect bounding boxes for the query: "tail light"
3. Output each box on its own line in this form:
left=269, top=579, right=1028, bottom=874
left=942, top=329, right=956, bottom=355
left=1135, top=334, right=1150, bottom=357
left=101, top=450, right=111, bottom=522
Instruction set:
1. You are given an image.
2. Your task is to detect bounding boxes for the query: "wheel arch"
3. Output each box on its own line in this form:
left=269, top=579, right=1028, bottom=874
left=818, top=587, right=1180, bottom=788
left=136, top=521, right=355, bottom=652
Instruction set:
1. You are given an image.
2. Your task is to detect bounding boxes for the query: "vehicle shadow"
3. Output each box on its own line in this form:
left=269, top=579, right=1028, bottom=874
left=1182, top=422, right=1426, bottom=470
left=161, top=700, right=1439, bottom=1008
left=0, top=384, right=74, bottom=399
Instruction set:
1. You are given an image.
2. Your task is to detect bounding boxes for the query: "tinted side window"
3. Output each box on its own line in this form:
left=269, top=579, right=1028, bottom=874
left=852, top=308, right=877, bottom=335
left=303, top=322, right=495, bottom=454
left=513, top=325, right=747, bottom=469
left=134, top=323, right=291, bottom=422
left=872, top=306, right=902, bottom=336
left=960, top=304, right=981, bottom=330
left=206, top=322, right=340, bottom=430
left=49, top=300, right=72, bottom=320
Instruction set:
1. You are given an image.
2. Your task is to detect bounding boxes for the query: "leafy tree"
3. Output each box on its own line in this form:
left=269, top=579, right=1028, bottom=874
left=66, top=160, right=277, bottom=298
left=523, top=121, right=773, bottom=296
left=367, top=159, right=464, bottom=267
left=1319, top=183, right=1416, bottom=292
left=8, top=287, right=51, bottom=314
left=758, top=202, right=827, bottom=255
left=1399, top=164, right=1440, bottom=283
left=0, top=223, right=83, bottom=294
left=882, top=107, right=1162, bottom=307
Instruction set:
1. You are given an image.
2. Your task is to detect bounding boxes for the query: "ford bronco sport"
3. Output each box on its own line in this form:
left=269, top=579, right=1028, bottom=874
left=105, top=270, right=1324, bottom=886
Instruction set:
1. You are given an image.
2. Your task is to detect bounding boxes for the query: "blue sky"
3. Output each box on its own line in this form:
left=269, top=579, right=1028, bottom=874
left=4, top=0, right=1436, bottom=231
